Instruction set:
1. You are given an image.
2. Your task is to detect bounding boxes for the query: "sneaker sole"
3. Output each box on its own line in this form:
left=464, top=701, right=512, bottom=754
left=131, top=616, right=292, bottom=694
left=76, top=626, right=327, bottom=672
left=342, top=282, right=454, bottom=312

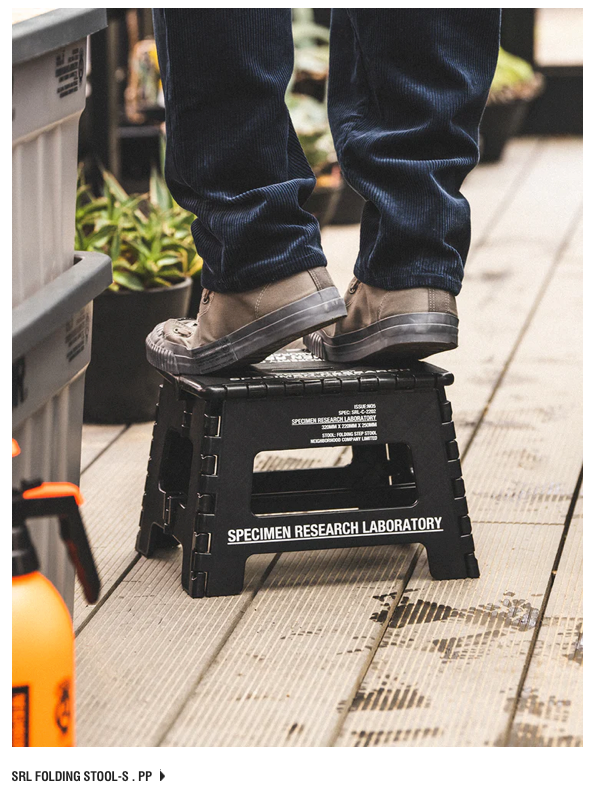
left=146, top=287, right=347, bottom=375
left=304, top=312, right=458, bottom=364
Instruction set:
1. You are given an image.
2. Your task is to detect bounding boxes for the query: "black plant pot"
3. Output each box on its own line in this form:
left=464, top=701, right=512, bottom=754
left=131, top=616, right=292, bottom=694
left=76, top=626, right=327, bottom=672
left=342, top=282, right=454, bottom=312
left=330, top=178, right=366, bottom=225
left=187, top=275, right=204, bottom=319
left=303, top=172, right=343, bottom=228
left=479, top=100, right=530, bottom=163
left=83, top=278, right=192, bottom=423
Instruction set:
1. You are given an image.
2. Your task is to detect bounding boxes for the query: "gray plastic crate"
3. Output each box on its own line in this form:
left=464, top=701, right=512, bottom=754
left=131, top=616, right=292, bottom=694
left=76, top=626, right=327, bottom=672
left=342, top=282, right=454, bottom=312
left=12, top=252, right=113, bottom=609
left=12, top=9, right=109, bottom=609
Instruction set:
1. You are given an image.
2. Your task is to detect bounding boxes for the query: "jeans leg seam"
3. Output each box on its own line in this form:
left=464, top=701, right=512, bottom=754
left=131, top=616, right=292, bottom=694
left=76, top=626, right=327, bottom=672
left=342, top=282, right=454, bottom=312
left=346, top=11, right=383, bottom=122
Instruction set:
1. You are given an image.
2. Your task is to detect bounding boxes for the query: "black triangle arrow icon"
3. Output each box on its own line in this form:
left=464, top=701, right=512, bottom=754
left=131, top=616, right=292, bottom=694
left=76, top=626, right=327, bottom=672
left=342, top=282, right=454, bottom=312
left=160, top=771, right=165, bottom=782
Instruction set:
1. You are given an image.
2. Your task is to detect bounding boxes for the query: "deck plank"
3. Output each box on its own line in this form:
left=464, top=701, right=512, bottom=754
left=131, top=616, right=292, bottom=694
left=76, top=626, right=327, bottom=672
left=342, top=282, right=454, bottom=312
left=161, top=545, right=416, bottom=746
left=336, top=218, right=582, bottom=747
left=507, top=489, right=582, bottom=747
left=74, top=423, right=154, bottom=627
left=80, top=424, right=126, bottom=472
left=320, top=137, right=539, bottom=292
left=76, top=551, right=275, bottom=747
left=433, top=137, right=582, bottom=448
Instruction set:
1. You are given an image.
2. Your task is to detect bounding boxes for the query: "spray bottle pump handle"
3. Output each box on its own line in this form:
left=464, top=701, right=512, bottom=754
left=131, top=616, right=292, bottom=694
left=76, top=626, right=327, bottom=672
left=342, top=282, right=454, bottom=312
left=15, top=483, right=100, bottom=604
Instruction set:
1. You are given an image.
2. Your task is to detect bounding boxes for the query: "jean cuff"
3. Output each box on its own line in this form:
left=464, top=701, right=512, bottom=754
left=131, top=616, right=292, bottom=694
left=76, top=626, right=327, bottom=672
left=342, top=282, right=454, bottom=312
left=202, top=251, right=329, bottom=293
left=354, top=268, right=463, bottom=297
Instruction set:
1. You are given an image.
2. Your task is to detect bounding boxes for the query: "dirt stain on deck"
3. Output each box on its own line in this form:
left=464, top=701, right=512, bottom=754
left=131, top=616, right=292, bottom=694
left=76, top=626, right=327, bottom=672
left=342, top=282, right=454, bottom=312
left=351, top=726, right=443, bottom=747
left=286, top=722, right=304, bottom=739
left=350, top=684, right=430, bottom=712
left=506, top=689, right=572, bottom=722
left=371, top=596, right=459, bottom=629
left=504, top=723, right=581, bottom=747
left=474, top=482, right=570, bottom=503
left=479, top=269, right=511, bottom=282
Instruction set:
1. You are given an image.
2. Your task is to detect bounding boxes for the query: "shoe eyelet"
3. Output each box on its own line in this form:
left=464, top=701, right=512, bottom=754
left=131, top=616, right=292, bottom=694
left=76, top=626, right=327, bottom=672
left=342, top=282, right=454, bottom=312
left=173, top=326, right=191, bottom=337
left=202, top=290, right=212, bottom=304
left=348, top=279, right=360, bottom=295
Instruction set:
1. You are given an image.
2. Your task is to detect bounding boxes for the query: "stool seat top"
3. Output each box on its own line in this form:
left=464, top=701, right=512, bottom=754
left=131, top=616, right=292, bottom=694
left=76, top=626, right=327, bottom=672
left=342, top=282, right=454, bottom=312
left=166, top=351, right=453, bottom=401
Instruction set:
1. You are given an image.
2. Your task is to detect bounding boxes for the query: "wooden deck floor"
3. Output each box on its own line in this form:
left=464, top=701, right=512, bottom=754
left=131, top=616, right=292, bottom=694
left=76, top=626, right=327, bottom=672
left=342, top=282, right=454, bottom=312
left=75, top=137, right=582, bottom=747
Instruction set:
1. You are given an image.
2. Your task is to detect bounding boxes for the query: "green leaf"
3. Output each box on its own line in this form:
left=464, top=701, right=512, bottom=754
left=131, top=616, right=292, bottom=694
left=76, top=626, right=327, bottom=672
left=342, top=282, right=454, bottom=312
left=149, top=166, right=174, bottom=212
left=112, top=269, right=145, bottom=291
left=85, top=224, right=118, bottom=248
left=101, top=169, right=129, bottom=202
left=110, top=228, right=123, bottom=262
left=125, top=238, right=153, bottom=260
left=75, top=164, right=201, bottom=291
left=149, top=276, right=175, bottom=288
left=187, top=257, right=203, bottom=278
left=155, top=266, right=184, bottom=279
left=75, top=226, right=85, bottom=250
left=156, top=256, right=182, bottom=267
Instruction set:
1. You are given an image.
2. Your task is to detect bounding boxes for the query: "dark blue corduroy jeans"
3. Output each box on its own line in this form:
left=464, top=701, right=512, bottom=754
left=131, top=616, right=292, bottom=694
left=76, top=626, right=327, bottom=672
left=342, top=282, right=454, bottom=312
left=153, top=9, right=500, bottom=295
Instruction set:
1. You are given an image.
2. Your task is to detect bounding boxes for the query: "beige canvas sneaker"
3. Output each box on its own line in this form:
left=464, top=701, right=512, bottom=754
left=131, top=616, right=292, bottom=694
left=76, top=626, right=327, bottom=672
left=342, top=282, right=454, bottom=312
left=146, top=267, right=346, bottom=374
left=304, top=278, right=458, bottom=364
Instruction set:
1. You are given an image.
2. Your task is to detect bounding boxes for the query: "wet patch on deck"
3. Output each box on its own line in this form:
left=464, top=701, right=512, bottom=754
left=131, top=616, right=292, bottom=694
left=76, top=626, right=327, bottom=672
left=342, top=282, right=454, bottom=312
left=506, top=688, right=572, bottom=722
left=372, top=592, right=543, bottom=662
left=567, top=625, right=583, bottom=665
left=374, top=592, right=539, bottom=634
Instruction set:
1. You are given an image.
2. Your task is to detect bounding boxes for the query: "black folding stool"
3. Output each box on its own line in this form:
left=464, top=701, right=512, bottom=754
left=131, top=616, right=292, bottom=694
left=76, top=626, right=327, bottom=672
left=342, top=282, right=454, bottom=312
left=137, top=351, right=479, bottom=597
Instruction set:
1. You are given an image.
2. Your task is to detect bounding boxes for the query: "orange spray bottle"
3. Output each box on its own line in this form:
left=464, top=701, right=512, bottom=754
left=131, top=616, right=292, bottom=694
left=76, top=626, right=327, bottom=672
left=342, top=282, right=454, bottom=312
left=12, top=440, right=100, bottom=746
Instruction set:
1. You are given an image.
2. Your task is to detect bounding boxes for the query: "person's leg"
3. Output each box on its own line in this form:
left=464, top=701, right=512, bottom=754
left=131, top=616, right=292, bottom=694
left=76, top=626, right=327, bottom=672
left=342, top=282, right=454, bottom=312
left=148, top=9, right=345, bottom=374
left=306, top=9, right=500, bottom=362
left=328, top=8, right=500, bottom=293
left=153, top=8, right=326, bottom=293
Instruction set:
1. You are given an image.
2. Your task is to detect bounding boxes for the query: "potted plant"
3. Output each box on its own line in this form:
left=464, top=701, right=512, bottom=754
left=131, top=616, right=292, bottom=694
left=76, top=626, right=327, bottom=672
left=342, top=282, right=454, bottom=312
left=286, top=92, right=342, bottom=227
left=146, top=164, right=205, bottom=317
left=77, top=170, right=201, bottom=423
left=291, top=8, right=330, bottom=102
left=330, top=177, right=367, bottom=226
left=480, top=47, right=545, bottom=163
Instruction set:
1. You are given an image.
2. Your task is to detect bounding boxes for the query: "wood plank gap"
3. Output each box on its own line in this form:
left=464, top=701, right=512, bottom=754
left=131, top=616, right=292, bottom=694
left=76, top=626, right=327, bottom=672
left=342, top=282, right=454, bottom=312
left=507, top=488, right=583, bottom=747
left=74, top=553, right=141, bottom=637
left=499, top=467, right=583, bottom=746
left=325, top=548, right=422, bottom=746
left=80, top=424, right=129, bottom=474
left=475, top=521, right=563, bottom=526
left=460, top=207, right=582, bottom=461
